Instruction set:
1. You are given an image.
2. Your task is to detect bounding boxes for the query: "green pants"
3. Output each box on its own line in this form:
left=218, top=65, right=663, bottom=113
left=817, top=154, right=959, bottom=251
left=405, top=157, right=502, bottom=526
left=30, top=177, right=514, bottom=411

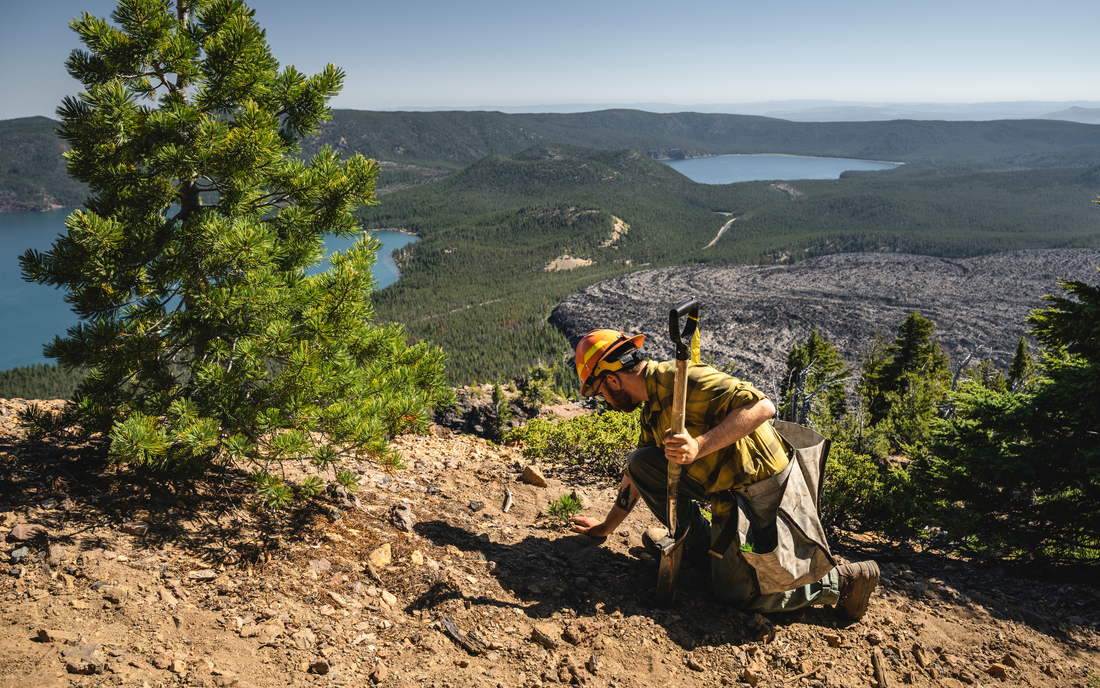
left=624, top=445, right=840, bottom=614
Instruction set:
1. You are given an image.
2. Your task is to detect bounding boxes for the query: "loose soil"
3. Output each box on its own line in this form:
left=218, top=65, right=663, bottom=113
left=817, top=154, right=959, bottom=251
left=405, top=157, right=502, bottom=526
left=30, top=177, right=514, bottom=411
left=1, top=398, right=1098, bottom=688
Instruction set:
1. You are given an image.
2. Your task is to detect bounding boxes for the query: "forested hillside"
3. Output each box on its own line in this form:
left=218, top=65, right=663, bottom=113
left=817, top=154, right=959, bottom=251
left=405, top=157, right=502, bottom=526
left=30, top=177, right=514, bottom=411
left=362, top=144, right=1100, bottom=384
left=307, top=109, right=1100, bottom=169
left=0, top=117, right=87, bottom=211
left=6, top=110, right=1100, bottom=211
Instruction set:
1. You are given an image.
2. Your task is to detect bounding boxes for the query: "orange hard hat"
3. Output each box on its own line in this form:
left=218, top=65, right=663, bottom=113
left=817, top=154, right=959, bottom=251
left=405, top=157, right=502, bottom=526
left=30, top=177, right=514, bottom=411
left=575, top=329, right=646, bottom=397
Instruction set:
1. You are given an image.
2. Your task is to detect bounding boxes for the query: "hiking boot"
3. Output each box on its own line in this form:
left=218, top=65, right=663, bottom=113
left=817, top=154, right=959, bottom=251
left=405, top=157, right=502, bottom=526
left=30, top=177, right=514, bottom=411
left=641, top=527, right=711, bottom=566
left=835, top=560, right=879, bottom=621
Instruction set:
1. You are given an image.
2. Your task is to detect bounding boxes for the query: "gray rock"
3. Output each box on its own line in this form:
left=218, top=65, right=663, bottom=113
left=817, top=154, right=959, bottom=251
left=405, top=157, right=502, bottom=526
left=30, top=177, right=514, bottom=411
left=388, top=502, right=416, bottom=533
left=62, top=644, right=104, bottom=674
left=188, top=568, right=218, bottom=581
left=551, top=249, right=1100, bottom=384
left=120, top=521, right=149, bottom=536
left=47, top=543, right=66, bottom=565
left=7, top=523, right=46, bottom=542
left=38, top=628, right=79, bottom=644
left=10, top=546, right=29, bottom=563
left=291, top=628, right=316, bottom=649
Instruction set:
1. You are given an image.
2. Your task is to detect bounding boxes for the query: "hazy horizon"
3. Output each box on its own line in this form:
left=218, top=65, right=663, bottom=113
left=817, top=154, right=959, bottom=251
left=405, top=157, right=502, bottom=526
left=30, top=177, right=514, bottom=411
left=2, top=0, right=1097, bottom=122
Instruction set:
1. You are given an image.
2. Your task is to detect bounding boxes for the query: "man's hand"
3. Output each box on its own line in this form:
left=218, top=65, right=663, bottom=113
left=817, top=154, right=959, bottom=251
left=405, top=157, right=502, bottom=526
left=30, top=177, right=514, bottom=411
left=570, top=516, right=614, bottom=538
left=663, top=429, right=700, bottom=465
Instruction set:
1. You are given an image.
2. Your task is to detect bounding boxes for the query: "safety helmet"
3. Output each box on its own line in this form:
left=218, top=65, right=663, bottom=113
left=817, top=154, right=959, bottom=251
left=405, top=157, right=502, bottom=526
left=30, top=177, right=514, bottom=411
left=574, top=329, right=646, bottom=397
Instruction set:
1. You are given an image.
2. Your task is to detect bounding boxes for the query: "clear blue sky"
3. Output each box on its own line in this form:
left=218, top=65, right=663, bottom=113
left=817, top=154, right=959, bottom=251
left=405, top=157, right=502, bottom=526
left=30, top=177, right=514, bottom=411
left=1, top=0, right=1096, bottom=120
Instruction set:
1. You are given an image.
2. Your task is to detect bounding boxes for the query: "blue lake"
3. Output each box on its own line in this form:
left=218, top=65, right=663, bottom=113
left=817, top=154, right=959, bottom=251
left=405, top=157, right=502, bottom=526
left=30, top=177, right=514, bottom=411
left=0, top=207, right=417, bottom=370
left=662, top=154, right=900, bottom=183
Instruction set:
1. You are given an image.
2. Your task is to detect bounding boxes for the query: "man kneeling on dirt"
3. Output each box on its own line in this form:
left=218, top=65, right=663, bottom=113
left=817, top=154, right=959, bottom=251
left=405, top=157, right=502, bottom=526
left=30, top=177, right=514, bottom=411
left=568, top=329, right=879, bottom=621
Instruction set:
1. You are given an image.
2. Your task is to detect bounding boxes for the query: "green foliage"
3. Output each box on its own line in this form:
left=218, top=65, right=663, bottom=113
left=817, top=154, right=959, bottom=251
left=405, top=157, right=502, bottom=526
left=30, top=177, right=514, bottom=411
left=17, top=0, right=453, bottom=498
left=0, top=363, right=88, bottom=400
left=929, top=273, right=1100, bottom=563
left=491, top=382, right=514, bottom=441
left=820, top=444, right=922, bottom=539
left=778, top=329, right=849, bottom=427
left=1007, top=336, right=1038, bottom=392
left=365, top=140, right=1100, bottom=386
left=740, top=542, right=755, bottom=553
left=0, top=117, right=88, bottom=211
left=521, top=361, right=557, bottom=410
left=546, top=494, right=582, bottom=525
left=860, top=312, right=952, bottom=449
left=506, top=409, right=640, bottom=477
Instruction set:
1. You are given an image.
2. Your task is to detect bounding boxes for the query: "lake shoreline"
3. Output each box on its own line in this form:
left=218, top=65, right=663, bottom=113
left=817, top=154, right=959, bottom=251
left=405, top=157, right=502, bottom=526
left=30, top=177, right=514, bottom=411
left=656, top=152, right=907, bottom=166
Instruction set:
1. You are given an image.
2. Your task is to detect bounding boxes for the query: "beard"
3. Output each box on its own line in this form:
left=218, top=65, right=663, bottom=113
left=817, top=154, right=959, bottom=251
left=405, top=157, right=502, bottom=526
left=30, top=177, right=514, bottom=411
left=604, top=385, right=640, bottom=412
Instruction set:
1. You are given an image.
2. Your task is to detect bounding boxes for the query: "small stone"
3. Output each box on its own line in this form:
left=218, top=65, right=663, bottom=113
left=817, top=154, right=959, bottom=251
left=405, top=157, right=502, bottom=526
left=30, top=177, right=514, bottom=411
left=410, top=550, right=424, bottom=566
left=292, top=628, right=316, bottom=650
left=456, top=659, right=469, bottom=668
left=120, top=521, right=149, bottom=536
left=381, top=590, right=398, bottom=606
left=171, top=659, right=187, bottom=674
left=985, top=664, right=1009, bottom=681
left=825, top=634, right=842, bottom=648
left=371, top=659, right=388, bottom=684
left=327, top=590, right=348, bottom=607
left=522, top=465, right=548, bottom=487
left=188, top=569, right=217, bottom=581
left=308, top=558, right=331, bottom=573
left=569, top=488, right=589, bottom=510
left=389, top=503, right=416, bottom=532
left=8, top=523, right=46, bottom=541
left=256, top=621, right=284, bottom=646
left=62, top=644, right=104, bottom=675
left=865, top=630, right=884, bottom=645
left=38, top=628, right=79, bottom=644
left=100, top=585, right=129, bottom=604
left=687, top=656, right=705, bottom=672
left=47, top=543, right=66, bottom=565
left=999, top=653, right=1019, bottom=669
left=369, top=543, right=392, bottom=569
left=468, top=500, right=484, bottom=512
left=154, top=653, right=174, bottom=670
left=743, top=666, right=765, bottom=687
left=160, top=588, right=179, bottom=606
left=10, top=546, right=29, bottom=563
left=310, top=659, right=330, bottom=675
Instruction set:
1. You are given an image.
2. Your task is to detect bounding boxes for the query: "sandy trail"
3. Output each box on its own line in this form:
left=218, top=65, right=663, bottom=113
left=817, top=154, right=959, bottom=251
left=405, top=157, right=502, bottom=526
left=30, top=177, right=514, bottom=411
left=705, top=218, right=736, bottom=249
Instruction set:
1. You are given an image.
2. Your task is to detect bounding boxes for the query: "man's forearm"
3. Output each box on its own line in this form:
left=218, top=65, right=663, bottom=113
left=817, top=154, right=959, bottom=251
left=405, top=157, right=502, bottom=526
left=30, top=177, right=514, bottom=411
left=695, top=397, right=776, bottom=458
left=572, top=474, right=639, bottom=537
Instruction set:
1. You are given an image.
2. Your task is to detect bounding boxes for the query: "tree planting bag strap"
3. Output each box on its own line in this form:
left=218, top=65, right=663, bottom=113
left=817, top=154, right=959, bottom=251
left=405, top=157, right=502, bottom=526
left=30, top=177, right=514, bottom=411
left=708, top=420, right=836, bottom=594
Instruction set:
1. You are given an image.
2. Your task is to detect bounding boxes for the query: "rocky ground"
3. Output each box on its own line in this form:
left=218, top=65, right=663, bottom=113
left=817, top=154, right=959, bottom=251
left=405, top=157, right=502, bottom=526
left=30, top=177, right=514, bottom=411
left=550, top=250, right=1100, bottom=387
left=1, top=397, right=1099, bottom=688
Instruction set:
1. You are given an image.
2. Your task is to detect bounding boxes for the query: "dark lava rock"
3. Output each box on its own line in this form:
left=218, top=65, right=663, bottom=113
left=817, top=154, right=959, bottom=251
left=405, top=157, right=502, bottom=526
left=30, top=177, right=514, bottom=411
left=550, top=250, right=1100, bottom=385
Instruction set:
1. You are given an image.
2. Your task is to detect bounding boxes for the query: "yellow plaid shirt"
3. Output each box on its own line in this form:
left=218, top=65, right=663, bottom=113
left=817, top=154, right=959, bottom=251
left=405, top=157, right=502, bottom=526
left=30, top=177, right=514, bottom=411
left=639, top=361, right=789, bottom=495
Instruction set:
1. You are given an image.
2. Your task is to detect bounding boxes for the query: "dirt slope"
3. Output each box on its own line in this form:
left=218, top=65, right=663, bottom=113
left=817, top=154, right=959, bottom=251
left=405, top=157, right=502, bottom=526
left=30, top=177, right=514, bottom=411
left=1, top=398, right=1098, bottom=688
left=550, top=250, right=1100, bottom=386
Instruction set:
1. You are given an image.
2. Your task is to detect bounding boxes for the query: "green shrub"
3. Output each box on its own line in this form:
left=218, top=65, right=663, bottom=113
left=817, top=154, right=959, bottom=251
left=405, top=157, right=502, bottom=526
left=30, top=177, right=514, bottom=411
left=821, top=443, right=923, bottom=539
left=505, top=409, right=640, bottom=476
left=546, top=495, right=582, bottom=525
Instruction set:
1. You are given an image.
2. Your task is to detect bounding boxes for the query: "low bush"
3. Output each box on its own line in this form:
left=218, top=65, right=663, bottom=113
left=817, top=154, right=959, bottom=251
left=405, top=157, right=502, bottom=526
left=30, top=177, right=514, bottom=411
left=821, top=443, right=923, bottom=540
left=505, top=409, right=640, bottom=477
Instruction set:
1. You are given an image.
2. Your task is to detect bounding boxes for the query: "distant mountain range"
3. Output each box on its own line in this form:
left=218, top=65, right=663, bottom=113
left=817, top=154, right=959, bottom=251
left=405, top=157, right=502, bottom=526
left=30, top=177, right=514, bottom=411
left=383, top=100, right=1100, bottom=123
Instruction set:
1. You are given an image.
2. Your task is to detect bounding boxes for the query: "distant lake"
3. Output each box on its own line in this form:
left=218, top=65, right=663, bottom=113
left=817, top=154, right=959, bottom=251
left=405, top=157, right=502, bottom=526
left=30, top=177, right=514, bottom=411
left=661, top=154, right=900, bottom=183
left=0, top=207, right=417, bottom=370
